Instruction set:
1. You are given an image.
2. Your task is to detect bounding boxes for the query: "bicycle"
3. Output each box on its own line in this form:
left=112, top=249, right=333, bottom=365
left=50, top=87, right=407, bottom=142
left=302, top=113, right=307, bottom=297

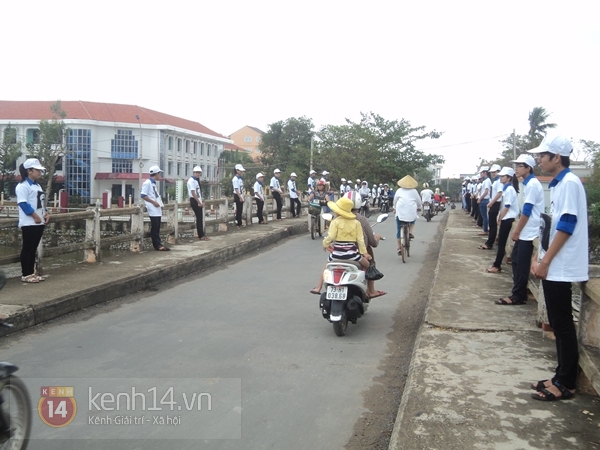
left=309, top=202, right=323, bottom=240
left=398, top=221, right=411, bottom=263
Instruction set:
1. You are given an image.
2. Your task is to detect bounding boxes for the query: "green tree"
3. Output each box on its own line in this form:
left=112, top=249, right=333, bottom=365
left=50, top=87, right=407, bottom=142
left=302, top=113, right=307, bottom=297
left=317, top=112, right=443, bottom=187
left=528, top=106, right=557, bottom=147
left=0, top=124, right=22, bottom=196
left=26, top=101, right=69, bottom=201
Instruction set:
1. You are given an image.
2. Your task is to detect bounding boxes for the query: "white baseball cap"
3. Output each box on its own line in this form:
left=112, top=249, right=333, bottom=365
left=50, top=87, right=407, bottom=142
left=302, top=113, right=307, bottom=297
left=23, top=158, right=45, bottom=171
left=149, top=165, right=163, bottom=175
left=528, top=133, right=573, bottom=157
left=235, top=164, right=245, bottom=171
left=340, top=178, right=346, bottom=182
left=510, top=154, right=536, bottom=168
left=290, top=172, right=297, bottom=177
left=479, top=166, right=489, bottom=172
left=498, top=167, right=515, bottom=177
left=309, top=170, right=316, bottom=175
left=274, top=168, right=281, bottom=174
left=322, top=171, right=329, bottom=176
left=348, top=180, right=353, bottom=184
left=256, top=172, right=264, bottom=179
left=193, top=165, right=203, bottom=172
left=489, top=164, right=501, bottom=172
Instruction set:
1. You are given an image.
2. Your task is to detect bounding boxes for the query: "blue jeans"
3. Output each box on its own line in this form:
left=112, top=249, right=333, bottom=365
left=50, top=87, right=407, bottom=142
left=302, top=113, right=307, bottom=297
left=479, top=199, right=489, bottom=232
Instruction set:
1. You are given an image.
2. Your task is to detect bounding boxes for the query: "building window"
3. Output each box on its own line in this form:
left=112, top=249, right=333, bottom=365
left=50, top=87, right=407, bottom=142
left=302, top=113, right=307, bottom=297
left=256, top=137, right=261, bottom=143
left=66, top=129, right=92, bottom=202
left=177, top=138, right=182, bottom=152
left=185, top=164, right=189, bottom=177
left=26, top=128, right=40, bottom=145
left=185, top=140, right=190, bottom=153
left=193, top=142, right=197, bottom=154
left=200, top=143, right=204, bottom=155
left=112, top=160, right=133, bottom=173
left=244, top=136, right=252, bottom=142
left=111, top=130, right=138, bottom=159
left=207, top=165, right=211, bottom=181
left=168, top=136, right=173, bottom=151
left=177, top=163, right=181, bottom=176
left=256, top=148, right=261, bottom=153
left=207, top=144, right=211, bottom=157
left=2, top=126, right=17, bottom=144
left=168, top=161, right=173, bottom=175
left=213, top=166, right=218, bottom=179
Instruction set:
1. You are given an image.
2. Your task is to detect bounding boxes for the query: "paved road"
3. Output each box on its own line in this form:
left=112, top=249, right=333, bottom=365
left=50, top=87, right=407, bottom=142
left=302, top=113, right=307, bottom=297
left=0, top=212, right=443, bottom=449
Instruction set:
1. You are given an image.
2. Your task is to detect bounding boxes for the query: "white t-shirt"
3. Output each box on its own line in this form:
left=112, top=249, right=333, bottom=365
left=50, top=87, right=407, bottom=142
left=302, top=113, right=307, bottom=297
left=16, top=179, right=46, bottom=228
left=232, top=175, right=244, bottom=196
left=543, top=170, right=588, bottom=282
left=480, top=178, right=492, bottom=201
left=520, top=176, right=545, bottom=241
left=141, top=178, right=163, bottom=217
left=421, top=188, right=433, bottom=203
left=307, top=176, right=316, bottom=192
left=501, top=185, right=519, bottom=220
left=270, top=176, right=282, bottom=193
left=288, top=179, right=298, bottom=199
left=491, top=178, right=502, bottom=203
left=393, top=188, right=422, bottom=222
left=253, top=181, right=264, bottom=200
left=187, top=176, right=202, bottom=202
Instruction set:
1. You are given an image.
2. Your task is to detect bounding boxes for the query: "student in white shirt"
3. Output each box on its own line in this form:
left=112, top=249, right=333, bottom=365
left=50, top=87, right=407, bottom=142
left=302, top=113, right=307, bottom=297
left=16, top=158, right=50, bottom=283
left=187, top=166, right=209, bottom=241
left=288, top=172, right=301, bottom=218
left=232, top=164, right=246, bottom=227
left=307, top=170, right=317, bottom=194
left=253, top=173, right=266, bottom=224
left=270, top=169, right=284, bottom=221
left=486, top=167, right=518, bottom=273
left=529, top=134, right=587, bottom=401
left=481, top=165, right=502, bottom=250
left=141, top=165, right=168, bottom=251
left=477, top=167, right=492, bottom=234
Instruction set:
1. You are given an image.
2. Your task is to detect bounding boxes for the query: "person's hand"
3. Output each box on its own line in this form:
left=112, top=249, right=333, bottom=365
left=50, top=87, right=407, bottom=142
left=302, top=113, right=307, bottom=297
left=477, top=199, right=481, bottom=204
left=33, top=213, right=42, bottom=224
left=532, top=259, right=549, bottom=280
left=326, top=246, right=334, bottom=253
left=374, top=233, right=382, bottom=242
left=511, top=230, right=520, bottom=242
left=44, top=213, right=50, bottom=224
left=363, top=253, right=372, bottom=261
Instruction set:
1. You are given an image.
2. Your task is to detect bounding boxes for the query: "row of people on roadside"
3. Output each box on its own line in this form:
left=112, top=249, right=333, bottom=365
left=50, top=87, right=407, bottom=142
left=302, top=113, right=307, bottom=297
left=464, top=134, right=588, bottom=402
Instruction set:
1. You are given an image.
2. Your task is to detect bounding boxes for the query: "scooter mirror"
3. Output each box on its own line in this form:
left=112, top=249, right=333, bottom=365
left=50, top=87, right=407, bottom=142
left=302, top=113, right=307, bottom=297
left=376, top=214, right=389, bottom=223
left=321, top=212, right=333, bottom=222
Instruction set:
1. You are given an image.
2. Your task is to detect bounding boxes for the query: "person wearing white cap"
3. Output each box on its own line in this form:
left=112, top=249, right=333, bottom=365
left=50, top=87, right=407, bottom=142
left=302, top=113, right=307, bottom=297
left=528, top=134, right=587, bottom=401
left=253, top=173, right=266, bottom=224
left=187, top=166, right=209, bottom=241
left=477, top=167, right=492, bottom=235
left=142, top=165, right=169, bottom=250
left=480, top=164, right=502, bottom=250
left=16, top=158, right=49, bottom=282
left=288, top=172, right=301, bottom=218
left=339, top=178, right=347, bottom=195
left=232, top=164, right=246, bottom=227
left=307, top=170, right=317, bottom=194
left=270, top=169, right=284, bottom=221
left=485, top=167, right=519, bottom=273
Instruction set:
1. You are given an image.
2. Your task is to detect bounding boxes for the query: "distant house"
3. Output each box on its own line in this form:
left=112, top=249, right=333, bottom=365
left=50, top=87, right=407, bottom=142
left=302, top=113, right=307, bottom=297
left=0, top=100, right=232, bottom=203
left=229, top=126, right=264, bottom=160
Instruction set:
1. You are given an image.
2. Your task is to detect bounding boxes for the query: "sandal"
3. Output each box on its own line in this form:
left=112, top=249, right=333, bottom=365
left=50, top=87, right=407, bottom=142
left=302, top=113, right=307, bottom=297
left=199, top=237, right=210, bottom=241
left=531, top=381, right=574, bottom=402
left=495, top=297, right=525, bottom=305
left=21, top=274, right=39, bottom=283
left=156, top=246, right=171, bottom=251
left=478, top=245, right=491, bottom=250
left=309, top=288, right=321, bottom=295
left=369, top=290, right=387, bottom=299
left=531, top=379, right=553, bottom=390
left=485, top=267, right=501, bottom=273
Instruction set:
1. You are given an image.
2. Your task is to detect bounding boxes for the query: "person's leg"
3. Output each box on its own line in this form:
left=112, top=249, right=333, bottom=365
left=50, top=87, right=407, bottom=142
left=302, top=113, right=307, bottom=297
left=150, top=216, right=162, bottom=249
left=492, top=219, right=513, bottom=268
left=511, top=240, right=534, bottom=303
left=190, top=199, right=203, bottom=238
left=484, top=203, right=499, bottom=248
left=21, top=225, right=44, bottom=277
left=542, top=280, right=578, bottom=390
left=480, top=200, right=489, bottom=232
left=312, top=263, right=328, bottom=293
left=234, top=194, right=243, bottom=226
left=296, top=198, right=301, bottom=217
left=395, top=217, right=402, bottom=252
left=256, top=198, right=264, bottom=223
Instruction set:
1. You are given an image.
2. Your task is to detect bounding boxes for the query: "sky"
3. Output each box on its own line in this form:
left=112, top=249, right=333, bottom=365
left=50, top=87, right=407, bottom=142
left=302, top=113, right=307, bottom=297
left=2, top=0, right=599, bottom=178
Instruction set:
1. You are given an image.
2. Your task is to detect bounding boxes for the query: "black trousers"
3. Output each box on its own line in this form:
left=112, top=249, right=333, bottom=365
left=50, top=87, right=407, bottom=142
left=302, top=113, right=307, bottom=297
left=272, top=192, right=283, bottom=219
left=510, top=240, right=534, bottom=303
left=190, top=199, right=205, bottom=238
left=492, top=218, right=514, bottom=268
left=290, top=197, right=301, bottom=217
left=21, top=225, right=45, bottom=277
left=149, top=216, right=162, bottom=249
left=234, top=194, right=244, bottom=226
left=484, top=202, right=500, bottom=248
left=542, top=280, right=578, bottom=390
left=465, top=193, right=471, bottom=213
left=471, top=197, right=478, bottom=219
left=255, top=198, right=264, bottom=223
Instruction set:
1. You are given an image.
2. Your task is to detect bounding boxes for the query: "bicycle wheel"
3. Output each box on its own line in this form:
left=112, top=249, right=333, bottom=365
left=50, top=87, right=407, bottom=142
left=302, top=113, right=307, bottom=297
left=317, top=216, right=323, bottom=237
left=404, top=225, right=410, bottom=258
left=310, top=216, right=316, bottom=240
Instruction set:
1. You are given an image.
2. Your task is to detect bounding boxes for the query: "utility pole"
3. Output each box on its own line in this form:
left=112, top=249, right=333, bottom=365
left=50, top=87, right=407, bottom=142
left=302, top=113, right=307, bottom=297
left=310, top=137, right=314, bottom=172
left=136, top=115, right=143, bottom=203
left=513, top=128, right=516, bottom=159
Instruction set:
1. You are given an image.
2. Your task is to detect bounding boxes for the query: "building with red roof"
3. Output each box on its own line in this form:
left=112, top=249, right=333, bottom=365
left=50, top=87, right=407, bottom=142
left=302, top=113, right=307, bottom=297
left=0, top=100, right=232, bottom=203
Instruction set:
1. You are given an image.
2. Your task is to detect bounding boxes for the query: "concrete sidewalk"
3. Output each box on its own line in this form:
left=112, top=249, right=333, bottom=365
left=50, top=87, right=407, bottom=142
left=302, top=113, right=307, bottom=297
left=389, top=210, right=600, bottom=450
left=0, top=218, right=307, bottom=335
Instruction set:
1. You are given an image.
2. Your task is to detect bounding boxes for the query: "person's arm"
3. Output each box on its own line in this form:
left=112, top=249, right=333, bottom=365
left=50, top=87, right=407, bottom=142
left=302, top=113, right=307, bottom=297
left=363, top=219, right=379, bottom=248
left=488, top=190, right=501, bottom=208
left=532, top=229, right=570, bottom=279
left=18, top=201, right=42, bottom=223
left=355, top=222, right=368, bottom=255
left=511, top=203, right=533, bottom=241
left=141, top=183, right=160, bottom=207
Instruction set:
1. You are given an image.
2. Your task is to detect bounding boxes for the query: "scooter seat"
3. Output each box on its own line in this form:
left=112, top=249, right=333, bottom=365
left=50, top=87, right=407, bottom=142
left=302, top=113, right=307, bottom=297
left=329, top=259, right=363, bottom=269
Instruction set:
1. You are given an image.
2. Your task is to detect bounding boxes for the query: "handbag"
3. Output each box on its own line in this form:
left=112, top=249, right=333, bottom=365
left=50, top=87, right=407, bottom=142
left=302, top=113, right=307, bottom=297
left=365, top=263, right=384, bottom=281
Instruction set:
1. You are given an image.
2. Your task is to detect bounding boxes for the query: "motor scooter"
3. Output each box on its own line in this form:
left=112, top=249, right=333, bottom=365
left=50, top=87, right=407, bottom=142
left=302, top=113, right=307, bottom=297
left=0, top=271, right=32, bottom=449
left=422, top=201, right=432, bottom=222
left=317, top=213, right=388, bottom=336
left=359, top=195, right=371, bottom=218
left=379, top=194, right=390, bottom=213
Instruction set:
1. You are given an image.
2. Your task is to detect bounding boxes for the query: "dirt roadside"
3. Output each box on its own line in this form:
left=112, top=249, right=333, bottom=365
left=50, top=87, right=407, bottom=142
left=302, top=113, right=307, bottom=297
left=345, top=215, right=446, bottom=450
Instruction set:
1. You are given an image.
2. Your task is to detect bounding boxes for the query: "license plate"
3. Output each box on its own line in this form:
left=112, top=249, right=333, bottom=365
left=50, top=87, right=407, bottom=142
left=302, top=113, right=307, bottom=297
left=326, top=286, right=348, bottom=300
left=424, top=205, right=430, bottom=210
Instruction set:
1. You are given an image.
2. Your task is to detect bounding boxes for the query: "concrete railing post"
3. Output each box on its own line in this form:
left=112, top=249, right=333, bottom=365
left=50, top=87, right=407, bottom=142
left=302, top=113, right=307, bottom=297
left=218, top=199, right=228, bottom=232
left=245, top=196, right=253, bottom=226
left=166, top=202, right=177, bottom=245
left=131, top=206, right=144, bottom=252
left=84, top=205, right=101, bottom=263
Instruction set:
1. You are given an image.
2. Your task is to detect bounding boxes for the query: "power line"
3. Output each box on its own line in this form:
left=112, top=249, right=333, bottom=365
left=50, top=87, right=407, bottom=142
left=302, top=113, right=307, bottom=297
left=417, top=134, right=510, bottom=151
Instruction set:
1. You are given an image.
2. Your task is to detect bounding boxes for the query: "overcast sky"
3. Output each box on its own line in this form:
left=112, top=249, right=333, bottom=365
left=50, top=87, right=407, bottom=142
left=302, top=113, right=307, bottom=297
left=2, top=0, right=598, bottom=178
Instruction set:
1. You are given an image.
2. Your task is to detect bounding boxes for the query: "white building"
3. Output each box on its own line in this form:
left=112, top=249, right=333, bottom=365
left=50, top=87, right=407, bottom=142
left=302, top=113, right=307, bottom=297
left=0, top=100, right=232, bottom=203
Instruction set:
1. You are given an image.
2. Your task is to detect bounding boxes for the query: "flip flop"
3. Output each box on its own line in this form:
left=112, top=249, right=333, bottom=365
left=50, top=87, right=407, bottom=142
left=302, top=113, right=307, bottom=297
left=369, top=290, right=387, bottom=299
left=495, top=297, right=525, bottom=305
left=310, top=288, right=321, bottom=295
left=156, top=246, right=171, bottom=251
left=485, top=267, right=501, bottom=273
left=478, top=245, right=491, bottom=250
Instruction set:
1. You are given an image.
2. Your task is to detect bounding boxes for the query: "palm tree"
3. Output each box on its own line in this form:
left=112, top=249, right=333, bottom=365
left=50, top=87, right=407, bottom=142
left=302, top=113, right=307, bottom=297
left=528, top=107, right=557, bottom=147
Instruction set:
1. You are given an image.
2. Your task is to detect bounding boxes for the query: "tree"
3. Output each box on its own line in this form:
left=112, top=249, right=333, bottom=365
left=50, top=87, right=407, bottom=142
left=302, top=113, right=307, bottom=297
left=0, top=124, right=22, bottom=196
left=26, top=101, right=69, bottom=202
left=317, top=112, right=443, bottom=188
left=528, top=106, right=557, bottom=147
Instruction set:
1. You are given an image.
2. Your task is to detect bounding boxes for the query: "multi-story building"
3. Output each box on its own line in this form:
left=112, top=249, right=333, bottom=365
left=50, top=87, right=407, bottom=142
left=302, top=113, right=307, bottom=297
left=229, top=125, right=264, bottom=160
left=0, top=101, right=231, bottom=203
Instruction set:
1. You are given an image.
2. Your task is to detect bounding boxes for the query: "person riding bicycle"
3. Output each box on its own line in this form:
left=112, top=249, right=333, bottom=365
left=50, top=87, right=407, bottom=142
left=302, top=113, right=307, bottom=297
left=394, top=175, right=422, bottom=254
left=309, top=180, right=328, bottom=213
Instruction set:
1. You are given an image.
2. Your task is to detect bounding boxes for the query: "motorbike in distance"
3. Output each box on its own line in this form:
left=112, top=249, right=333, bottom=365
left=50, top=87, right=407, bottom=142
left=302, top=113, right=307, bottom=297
left=379, top=193, right=390, bottom=213
left=0, top=271, right=33, bottom=450
left=317, top=213, right=388, bottom=336
left=422, top=201, right=432, bottom=222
